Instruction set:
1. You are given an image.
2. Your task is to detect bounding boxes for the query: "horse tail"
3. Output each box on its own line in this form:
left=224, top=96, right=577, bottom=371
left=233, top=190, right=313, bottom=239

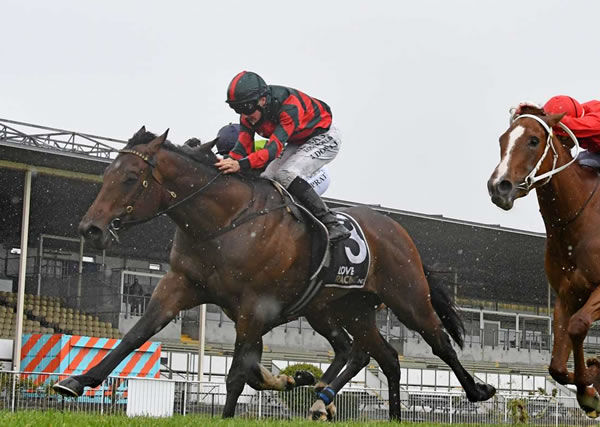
left=424, top=266, right=465, bottom=349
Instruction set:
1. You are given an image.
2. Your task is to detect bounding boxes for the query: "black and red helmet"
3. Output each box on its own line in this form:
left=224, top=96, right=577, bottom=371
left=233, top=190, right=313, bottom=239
left=226, top=71, right=268, bottom=114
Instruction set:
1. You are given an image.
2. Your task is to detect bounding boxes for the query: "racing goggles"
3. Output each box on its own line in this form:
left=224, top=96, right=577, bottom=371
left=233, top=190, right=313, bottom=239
left=230, top=101, right=258, bottom=115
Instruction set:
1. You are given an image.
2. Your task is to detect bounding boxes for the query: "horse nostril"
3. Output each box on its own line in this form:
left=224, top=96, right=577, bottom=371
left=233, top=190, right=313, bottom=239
left=497, top=180, right=513, bottom=195
left=80, top=224, right=102, bottom=241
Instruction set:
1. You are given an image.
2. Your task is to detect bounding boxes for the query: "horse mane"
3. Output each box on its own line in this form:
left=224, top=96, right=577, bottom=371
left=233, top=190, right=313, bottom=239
left=124, top=130, right=219, bottom=167
left=519, top=105, right=547, bottom=117
left=124, top=129, right=261, bottom=181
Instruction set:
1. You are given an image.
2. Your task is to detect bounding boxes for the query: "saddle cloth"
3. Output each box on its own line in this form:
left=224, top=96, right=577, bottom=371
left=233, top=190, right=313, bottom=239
left=282, top=209, right=371, bottom=317
left=319, top=212, right=370, bottom=288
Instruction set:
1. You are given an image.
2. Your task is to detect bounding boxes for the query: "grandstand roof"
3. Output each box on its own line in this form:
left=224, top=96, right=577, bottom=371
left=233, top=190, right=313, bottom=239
left=0, top=119, right=548, bottom=305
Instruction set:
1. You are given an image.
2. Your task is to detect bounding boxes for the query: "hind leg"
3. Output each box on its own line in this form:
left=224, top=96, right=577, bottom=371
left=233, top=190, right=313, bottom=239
left=371, top=224, right=495, bottom=402
left=343, top=312, right=402, bottom=420
left=304, top=310, right=353, bottom=389
left=242, top=311, right=351, bottom=392
left=372, top=333, right=402, bottom=420
left=308, top=342, right=370, bottom=421
left=386, top=284, right=494, bottom=402
left=306, top=306, right=372, bottom=420
left=309, top=307, right=402, bottom=421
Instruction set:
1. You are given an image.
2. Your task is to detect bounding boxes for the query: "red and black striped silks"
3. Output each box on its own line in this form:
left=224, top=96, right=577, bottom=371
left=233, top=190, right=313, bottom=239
left=229, top=85, right=333, bottom=170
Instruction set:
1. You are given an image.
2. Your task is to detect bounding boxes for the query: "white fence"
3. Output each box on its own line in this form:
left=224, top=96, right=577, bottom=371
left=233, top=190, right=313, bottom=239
left=0, top=370, right=597, bottom=425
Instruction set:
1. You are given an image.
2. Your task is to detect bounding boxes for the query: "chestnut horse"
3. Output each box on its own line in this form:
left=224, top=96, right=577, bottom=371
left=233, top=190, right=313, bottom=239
left=54, top=127, right=495, bottom=419
left=488, top=106, right=600, bottom=417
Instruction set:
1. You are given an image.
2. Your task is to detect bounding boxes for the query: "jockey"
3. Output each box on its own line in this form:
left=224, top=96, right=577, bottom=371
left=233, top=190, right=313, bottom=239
left=542, top=96, right=600, bottom=149
left=215, top=71, right=350, bottom=242
left=544, top=96, right=600, bottom=168
left=215, top=123, right=332, bottom=196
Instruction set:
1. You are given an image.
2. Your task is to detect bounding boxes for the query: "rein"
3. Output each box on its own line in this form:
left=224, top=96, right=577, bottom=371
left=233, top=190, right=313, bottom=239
left=556, top=176, right=600, bottom=228
left=202, top=201, right=291, bottom=241
left=109, top=148, right=292, bottom=242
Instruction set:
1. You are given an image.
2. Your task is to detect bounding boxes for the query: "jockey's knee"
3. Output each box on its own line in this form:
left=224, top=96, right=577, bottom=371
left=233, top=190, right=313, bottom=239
left=275, top=169, right=299, bottom=189
left=568, top=314, right=591, bottom=341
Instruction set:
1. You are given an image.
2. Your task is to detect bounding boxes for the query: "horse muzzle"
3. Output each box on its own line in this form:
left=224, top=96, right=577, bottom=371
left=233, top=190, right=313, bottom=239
left=487, top=177, right=518, bottom=211
left=78, top=219, right=113, bottom=249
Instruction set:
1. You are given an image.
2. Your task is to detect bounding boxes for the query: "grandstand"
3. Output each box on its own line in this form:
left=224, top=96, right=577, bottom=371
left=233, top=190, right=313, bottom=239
left=0, top=117, right=595, bottom=399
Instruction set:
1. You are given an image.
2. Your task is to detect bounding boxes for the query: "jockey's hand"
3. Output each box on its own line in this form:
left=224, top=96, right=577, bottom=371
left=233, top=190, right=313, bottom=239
left=215, top=157, right=240, bottom=174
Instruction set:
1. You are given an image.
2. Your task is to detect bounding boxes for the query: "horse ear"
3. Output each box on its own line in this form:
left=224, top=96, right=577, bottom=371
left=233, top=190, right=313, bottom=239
left=201, top=137, right=218, bottom=151
left=147, top=129, right=169, bottom=155
left=544, top=113, right=566, bottom=128
left=134, top=125, right=146, bottom=137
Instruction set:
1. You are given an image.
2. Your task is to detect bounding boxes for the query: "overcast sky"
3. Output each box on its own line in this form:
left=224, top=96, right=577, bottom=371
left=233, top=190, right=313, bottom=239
left=3, top=0, right=598, bottom=233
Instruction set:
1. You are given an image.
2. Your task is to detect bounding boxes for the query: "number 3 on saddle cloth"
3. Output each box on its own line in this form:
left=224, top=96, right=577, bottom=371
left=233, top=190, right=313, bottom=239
left=320, top=212, right=370, bottom=288
left=284, top=211, right=371, bottom=318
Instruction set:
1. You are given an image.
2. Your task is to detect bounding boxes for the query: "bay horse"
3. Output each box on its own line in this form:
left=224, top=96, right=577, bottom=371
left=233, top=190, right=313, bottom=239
left=488, top=106, right=600, bottom=417
left=54, top=127, right=495, bottom=419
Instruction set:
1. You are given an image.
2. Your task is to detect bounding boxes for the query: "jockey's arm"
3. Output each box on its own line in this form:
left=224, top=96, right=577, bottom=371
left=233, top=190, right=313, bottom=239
left=559, top=111, right=600, bottom=139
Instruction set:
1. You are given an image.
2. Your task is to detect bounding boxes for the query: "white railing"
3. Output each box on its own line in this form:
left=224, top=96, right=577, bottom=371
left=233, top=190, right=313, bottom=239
left=0, top=370, right=597, bottom=425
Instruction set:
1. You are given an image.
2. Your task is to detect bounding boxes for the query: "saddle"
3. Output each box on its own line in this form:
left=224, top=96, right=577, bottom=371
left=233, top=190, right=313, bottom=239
left=577, top=151, right=600, bottom=170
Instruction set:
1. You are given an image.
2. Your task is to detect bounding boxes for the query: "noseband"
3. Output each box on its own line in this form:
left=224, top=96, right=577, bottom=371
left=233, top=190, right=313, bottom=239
left=108, top=148, right=223, bottom=242
left=511, top=114, right=580, bottom=191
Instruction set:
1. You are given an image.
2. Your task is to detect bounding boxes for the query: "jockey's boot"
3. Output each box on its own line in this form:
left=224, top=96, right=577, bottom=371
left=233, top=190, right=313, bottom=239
left=287, top=177, right=351, bottom=243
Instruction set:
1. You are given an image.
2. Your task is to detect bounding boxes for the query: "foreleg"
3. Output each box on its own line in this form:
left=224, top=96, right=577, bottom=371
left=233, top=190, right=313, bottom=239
left=54, top=271, right=198, bottom=397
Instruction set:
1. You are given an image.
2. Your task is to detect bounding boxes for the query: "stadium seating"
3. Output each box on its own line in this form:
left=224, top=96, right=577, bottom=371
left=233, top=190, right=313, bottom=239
left=0, top=291, right=121, bottom=339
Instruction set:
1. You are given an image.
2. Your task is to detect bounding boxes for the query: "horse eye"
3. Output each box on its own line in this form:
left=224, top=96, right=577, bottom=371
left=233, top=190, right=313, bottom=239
left=123, top=176, right=138, bottom=185
left=528, top=136, right=540, bottom=147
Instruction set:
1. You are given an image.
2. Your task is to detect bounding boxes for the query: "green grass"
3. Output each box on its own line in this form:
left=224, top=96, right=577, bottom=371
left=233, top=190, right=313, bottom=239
left=0, top=411, right=498, bottom=426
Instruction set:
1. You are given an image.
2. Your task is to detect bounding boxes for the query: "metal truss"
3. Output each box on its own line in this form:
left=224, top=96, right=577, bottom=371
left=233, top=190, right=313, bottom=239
left=0, top=118, right=125, bottom=159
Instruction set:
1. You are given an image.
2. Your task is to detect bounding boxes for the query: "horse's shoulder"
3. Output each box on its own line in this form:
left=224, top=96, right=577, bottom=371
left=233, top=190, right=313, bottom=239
left=574, top=164, right=600, bottom=187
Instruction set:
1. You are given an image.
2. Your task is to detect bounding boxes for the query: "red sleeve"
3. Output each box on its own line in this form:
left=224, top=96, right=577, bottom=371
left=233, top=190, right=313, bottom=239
left=243, top=110, right=294, bottom=169
left=556, top=101, right=600, bottom=139
left=229, top=121, right=255, bottom=162
left=558, top=113, right=600, bottom=138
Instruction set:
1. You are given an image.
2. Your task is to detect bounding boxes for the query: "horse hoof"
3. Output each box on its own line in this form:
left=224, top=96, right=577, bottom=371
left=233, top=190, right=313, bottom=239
left=467, top=382, right=496, bottom=402
left=308, top=400, right=328, bottom=421
left=326, top=402, right=337, bottom=420
left=482, top=383, right=497, bottom=400
left=53, top=377, right=84, bottom=397
left=294, top=370, right=316, bottom=387
left=310, top=410, right=328, bottom=421
left=587, top=357, right=600, bottom=368
left=578, top=386, right=600, bottom=418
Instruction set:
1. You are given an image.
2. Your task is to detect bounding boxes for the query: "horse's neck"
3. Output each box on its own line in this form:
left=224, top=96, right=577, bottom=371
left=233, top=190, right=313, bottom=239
left=157, top=151, right=253, bottom=238
left=535, top=145, right=596, bottom=231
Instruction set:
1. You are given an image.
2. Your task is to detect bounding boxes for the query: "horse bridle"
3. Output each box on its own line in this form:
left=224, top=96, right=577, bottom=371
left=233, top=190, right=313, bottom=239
left=108, top=148, right=223, bottom=242
left=511, top=114, right=580, bottom=191
left=511, top=113, right=600, bottom=227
